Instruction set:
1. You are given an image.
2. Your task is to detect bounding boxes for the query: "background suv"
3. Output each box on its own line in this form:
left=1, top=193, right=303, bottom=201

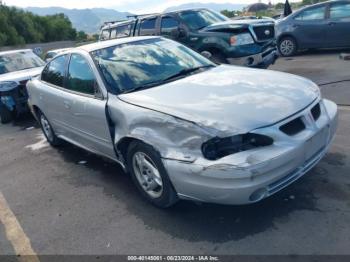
left=100, top=9, right=278, bottom=68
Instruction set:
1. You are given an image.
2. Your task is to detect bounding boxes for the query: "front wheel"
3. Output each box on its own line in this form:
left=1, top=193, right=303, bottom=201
left=127, top=141, right=178, bottom=208
left=278, top=37, right=297, bottom=57
left=38, top=111, right=61, bottom=147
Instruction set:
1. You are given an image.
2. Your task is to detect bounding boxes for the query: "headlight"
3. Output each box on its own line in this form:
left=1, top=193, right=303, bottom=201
left=230, top=33, right=255, bottom=46
left=202, top=133, right=273, bottom=160
left=0, top=81, right=18, bottom=91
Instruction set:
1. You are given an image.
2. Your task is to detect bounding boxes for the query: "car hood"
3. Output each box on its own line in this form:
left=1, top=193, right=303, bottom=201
left=203, top=19, right=274, bottom=31
left=0, top=67, right=44, bottom=83
left=119, top=65, right=319, bottom=136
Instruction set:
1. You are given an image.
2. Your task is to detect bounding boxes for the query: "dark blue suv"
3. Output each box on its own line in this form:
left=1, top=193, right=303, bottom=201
left=276, top=0, right=350, bottom=56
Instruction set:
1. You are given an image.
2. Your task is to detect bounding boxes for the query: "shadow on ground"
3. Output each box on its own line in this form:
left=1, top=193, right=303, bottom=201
left=49, top=141, right=326, bottom=244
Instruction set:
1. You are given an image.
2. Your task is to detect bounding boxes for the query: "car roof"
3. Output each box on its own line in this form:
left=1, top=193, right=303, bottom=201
left=47, top=48, right=72, bottom=54
left=100, top=8, right=212, bottom=30
left=76, top=36, right=160, bottom=52
left=0, top=49, right=34, bottom=56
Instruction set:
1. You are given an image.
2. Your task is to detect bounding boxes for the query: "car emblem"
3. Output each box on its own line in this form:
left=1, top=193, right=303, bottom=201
left=264, top=30, right=271, bottom=36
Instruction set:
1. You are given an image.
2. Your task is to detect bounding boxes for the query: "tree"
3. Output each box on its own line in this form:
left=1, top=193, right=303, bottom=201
left=76, top=31, right=88, bottom=42
left=0, top=6, right=82, bottom=47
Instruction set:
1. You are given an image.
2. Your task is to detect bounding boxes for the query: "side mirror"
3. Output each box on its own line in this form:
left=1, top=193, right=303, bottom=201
left=171, top=28, right=187, bottom=39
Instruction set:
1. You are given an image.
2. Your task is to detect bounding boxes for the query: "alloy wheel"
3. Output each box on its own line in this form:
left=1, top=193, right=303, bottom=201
left=280, top=39, right=295, bottom=56
left=132, top=152, right=163, bottom=199
left=40, top=114, right=53, bottom=142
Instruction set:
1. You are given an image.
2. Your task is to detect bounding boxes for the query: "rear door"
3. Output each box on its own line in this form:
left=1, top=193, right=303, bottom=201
left=60, top=53, right=115, bottom=159
left=327, top=1, right=350, bottom=47
left=39, top=55, right=70, bottom=136
left=138, top=17, right=158, bottom=36
left=292, top=5, right=328, bottom=48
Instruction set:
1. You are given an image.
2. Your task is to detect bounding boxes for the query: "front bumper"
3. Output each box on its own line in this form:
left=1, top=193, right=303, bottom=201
left=163, top=99, right=338, bottom=205
left=227, top=47, right=278, bottom=69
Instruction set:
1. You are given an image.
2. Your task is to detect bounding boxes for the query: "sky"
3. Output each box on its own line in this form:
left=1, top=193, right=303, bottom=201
left=4, top=0, right=298, bottom=13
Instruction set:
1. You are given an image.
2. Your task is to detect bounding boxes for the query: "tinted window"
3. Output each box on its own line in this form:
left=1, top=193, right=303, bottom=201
left=295, top=6, right=326, bottom=20
left=117, top=24, right=132, bottom=38
left=66, top=54, right=96, bottom=95
left=41, top=55, right=67, bottom=87
left=161, top=17, right=179, bottom=34
left=139, top=18, right=157, bottom=36
left=91, top=38, right=213, bottom=94
left=100, top=29, right=110, bottom=40
left=330, top=3, right=350, bottom=19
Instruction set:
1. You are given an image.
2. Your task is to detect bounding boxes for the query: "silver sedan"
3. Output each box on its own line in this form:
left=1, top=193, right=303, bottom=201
left=27, top=37, right=338, bottom=208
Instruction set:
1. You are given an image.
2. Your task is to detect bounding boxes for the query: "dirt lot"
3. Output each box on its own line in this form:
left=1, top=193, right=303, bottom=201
left=0, top=51, right=350, bottom=257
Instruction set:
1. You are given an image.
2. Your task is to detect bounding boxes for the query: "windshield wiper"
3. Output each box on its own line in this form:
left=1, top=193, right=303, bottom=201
left=121, top=65, right=214, bottom=94
left=163, top=65, right=214, bottom=82
left=121, top=81, right=165, bottom=94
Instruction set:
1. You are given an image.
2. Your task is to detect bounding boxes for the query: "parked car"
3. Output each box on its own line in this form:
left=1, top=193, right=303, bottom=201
left=44, top=48, right=72, bottom=62
left=276, top=0, right=350, bottom=56
left=100, top=8, right=278, bottom=68
left=0, top=49, right=45, bottom=123
left=27, top=37, right=337, bottom=208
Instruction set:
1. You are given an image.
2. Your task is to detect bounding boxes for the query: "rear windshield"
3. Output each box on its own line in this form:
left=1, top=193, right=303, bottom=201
left=0, top=51, right=45, bottom=75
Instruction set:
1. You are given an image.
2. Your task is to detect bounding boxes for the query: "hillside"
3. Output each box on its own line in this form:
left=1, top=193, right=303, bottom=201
left=25, top=7, right=133, bottom=33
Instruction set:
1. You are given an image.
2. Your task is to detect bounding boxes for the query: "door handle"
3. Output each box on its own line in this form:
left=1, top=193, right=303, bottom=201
left=328, top=22, right=336, bottom=26
left=63, top=101, right=71, bottom=109
left=292, top=24, right=299, bottom=28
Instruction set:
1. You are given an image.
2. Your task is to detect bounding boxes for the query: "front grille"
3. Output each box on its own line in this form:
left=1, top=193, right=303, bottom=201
left=280, top=117, right=306, bottom=136
left=311, top=103, right=321, bottom=121
left=252, top=25, right=275, bottom=41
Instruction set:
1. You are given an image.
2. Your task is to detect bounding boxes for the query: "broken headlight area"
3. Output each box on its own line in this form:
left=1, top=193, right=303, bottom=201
left=202, top=133, right=274, bottom=160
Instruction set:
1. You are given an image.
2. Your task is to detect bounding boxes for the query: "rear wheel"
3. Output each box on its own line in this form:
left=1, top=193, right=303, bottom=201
left=127, top=141, right=178, bottom=208
left=278, top=37, right=297, bottom=57
left=0, top=101, right=13, bottom=124
left=38, top=111, right=61, bottom=146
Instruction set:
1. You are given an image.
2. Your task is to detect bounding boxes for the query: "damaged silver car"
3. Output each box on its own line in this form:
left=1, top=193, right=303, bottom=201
left=27, top=37, right=338, bottom=207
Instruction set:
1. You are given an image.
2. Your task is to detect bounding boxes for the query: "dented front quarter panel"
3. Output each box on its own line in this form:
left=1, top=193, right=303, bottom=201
left=106, top=95, right=216, bottom=162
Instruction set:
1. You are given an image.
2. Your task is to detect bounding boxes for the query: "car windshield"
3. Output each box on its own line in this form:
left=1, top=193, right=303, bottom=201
left=91, top=38, right=214, bottom=94
left=179, top=9, right=229, bottom=30
left=0, top=51, right=45, bottom=75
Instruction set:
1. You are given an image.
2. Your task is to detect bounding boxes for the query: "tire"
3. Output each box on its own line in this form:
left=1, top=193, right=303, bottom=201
left=278, top=36, right=297, bottom=57
left=0, top=101, right=13, bottom=124
left=38, top=110, right=61, bottom=147
left=127, top=141, right=178, bottom=208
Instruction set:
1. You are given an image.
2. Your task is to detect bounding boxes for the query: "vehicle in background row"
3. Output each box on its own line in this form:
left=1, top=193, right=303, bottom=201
left=276, top=0, right=350, bottom=56
left=27, top=37, right=337, bottom=208
left=0, top=49, right=45, bottom=124
left=44, top=48, right=72, bottom=62
left=100, top=8, right=278, bottom=68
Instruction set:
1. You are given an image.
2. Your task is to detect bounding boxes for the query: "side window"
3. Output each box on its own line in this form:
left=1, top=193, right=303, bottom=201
left=116, top=24, right=132, bottom=38
left=110, top=28, right=117, bottom=39
left=41, top=55, right=67, bottom=87
left=330, top=3, right=350, bottom=19
left=139, top=18, right=157, bottom=36
left=161, top=17, right=179, bottom=35
left=295, top=6, right=326, bottom=20
left=100, top=29, right=110, bottom=40
left=66, top=54, right=96, bottom=95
